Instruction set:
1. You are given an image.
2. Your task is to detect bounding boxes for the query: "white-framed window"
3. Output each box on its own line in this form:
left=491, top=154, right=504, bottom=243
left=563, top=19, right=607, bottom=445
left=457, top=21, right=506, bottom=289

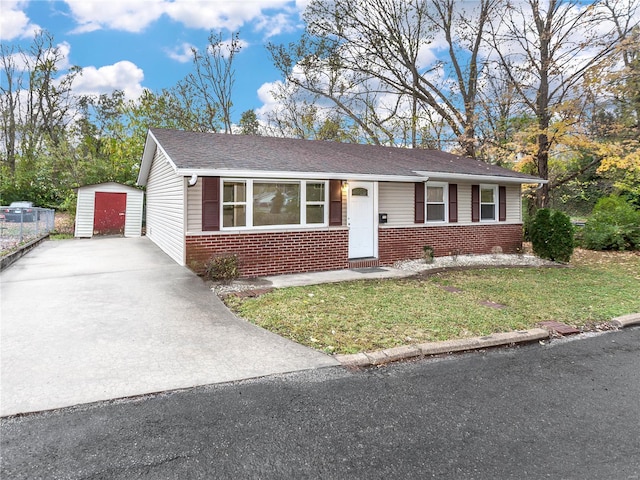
left=253, top=181, right=301, bottom=226
left=221, top=179, right=328, bottom=229
left=222, top=181, right=247, bottom=227
left=305, top=182, right=326, bottom=224
left=480, top=184, right=497, bottom=221
left=426, top=182, right=447, bottom=222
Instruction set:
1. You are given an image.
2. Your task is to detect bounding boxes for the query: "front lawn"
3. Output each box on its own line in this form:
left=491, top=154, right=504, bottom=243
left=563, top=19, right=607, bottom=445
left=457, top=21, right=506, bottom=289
left=224, top=249, right=640, bottom=354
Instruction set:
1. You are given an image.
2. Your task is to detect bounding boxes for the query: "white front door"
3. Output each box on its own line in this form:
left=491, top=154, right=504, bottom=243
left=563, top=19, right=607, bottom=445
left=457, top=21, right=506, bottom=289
left=348, top=181, right=376, bottom=258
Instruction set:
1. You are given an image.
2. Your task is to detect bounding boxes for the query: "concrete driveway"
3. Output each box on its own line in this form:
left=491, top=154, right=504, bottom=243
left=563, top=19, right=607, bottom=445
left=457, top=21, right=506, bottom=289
left=0, top=237, right=338, bottom=416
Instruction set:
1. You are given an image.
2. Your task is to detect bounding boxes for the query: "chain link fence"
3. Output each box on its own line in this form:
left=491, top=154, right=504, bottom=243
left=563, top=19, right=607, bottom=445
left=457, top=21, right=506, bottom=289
left=1, top=206, right=56, bottom=256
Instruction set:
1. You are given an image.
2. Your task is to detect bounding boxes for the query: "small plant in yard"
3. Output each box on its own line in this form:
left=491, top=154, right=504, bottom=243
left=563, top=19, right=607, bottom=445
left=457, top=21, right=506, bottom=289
left=529, top=208, right=574, bottom=262
left=423, top=245, right=435, bottom=263
left=205, top=253, right=239, bottom=283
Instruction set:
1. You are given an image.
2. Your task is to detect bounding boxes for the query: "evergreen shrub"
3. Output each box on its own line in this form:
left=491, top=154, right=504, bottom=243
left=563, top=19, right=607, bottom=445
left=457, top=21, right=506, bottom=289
left=529, top=208, right=574, bottom=262
left=580, top=196, right=640, bottom=251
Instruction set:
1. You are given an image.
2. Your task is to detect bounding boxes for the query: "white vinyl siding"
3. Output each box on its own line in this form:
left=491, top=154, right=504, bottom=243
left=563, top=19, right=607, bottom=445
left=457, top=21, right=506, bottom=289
left=506, top=184, right=522, bottom=222
left=146, top=149, right=185, bottom=265
left=74, top=182, right=143, bottom=238
left=378, top=182, right=413, bottom=226
left=457, top=184, right=472, bottom=224
left=186, top=179, right=202, bottom=233
left=123, top=189, right=144, bottom=237
left=74, top=188, right=96, bottom=238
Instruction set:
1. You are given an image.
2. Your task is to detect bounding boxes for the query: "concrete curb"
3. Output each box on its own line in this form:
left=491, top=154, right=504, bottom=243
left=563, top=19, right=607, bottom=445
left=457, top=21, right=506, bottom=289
left=0, top=234, right=49, bottom=272
left=335, top=328, right=550, bottom=367
left=611, top=313, right=640, bottom=328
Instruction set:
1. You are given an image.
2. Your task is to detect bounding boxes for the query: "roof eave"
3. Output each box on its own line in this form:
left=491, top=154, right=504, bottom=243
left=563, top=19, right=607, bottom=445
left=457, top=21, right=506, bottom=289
left=414, top=171, right=547, bottom=185
left=173, top=169, right=544, bottom=185
left=175, top=168, right=426, bottom=183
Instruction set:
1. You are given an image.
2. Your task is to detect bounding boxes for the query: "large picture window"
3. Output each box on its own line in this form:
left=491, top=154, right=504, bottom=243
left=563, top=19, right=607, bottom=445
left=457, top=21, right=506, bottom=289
left=480, top=185, right=497, bottom=221
left=221, top=179, right=328, bottom=229
left=253, top=182, right=300, bottom=226
left=426, top=183, right=447, bottom=222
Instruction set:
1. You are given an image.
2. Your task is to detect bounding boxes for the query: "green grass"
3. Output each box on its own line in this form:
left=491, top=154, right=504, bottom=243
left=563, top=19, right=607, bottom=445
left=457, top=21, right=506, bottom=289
left=49, top=232, right=74, bottom=240
left=225, top=250, right=640, bottom=354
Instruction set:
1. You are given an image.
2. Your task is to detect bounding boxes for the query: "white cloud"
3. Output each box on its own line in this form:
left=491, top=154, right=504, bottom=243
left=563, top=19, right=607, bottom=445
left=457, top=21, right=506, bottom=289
left=165, top=0, right=293, bottom=30
left=166, top=42, right=195, bottom=63
left=65, top=0, right=166, bottom=33
left=63, top=0, right=304, bottom=34
left=254, top=11, right=299, bottom=38
left=255, top=80, right=284, bottom=120
left=0, top=0, right=41, bottom=40
left=294, top=0, right=310, bottom=11
left=73, top=61, right=144, bottom=100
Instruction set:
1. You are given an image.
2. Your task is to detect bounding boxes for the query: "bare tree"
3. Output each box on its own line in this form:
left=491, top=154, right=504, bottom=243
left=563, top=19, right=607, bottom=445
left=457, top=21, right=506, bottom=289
left=185, top=31, right=242, bottom=134
left=486, top=0, right=638, bottom=207
left=268, top=0, right=500, bottom=154
left=1, top=31, right=79, bottom=173
left=0, top=43, right=21, bottom=173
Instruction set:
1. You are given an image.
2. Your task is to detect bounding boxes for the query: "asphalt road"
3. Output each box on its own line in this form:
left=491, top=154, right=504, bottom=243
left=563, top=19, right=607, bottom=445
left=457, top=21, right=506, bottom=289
left=2, top=328, right=639, bottom=479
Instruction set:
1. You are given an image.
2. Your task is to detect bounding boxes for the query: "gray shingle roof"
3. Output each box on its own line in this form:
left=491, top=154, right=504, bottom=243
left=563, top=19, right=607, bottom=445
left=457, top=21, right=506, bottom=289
left=144, top=128, right=542, bottom=182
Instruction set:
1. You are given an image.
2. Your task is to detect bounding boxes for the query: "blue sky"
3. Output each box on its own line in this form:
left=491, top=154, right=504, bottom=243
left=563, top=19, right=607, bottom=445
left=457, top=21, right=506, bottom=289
left=1, top=0, right=308, bottom=124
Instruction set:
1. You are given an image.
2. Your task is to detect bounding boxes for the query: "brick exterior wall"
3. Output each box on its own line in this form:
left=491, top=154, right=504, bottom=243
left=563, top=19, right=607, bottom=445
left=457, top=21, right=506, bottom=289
left=378, top=224, right=523, bottom=265
left=186, top=223, right=523, bottom=277
left=186, top=229, right=350, bottom=277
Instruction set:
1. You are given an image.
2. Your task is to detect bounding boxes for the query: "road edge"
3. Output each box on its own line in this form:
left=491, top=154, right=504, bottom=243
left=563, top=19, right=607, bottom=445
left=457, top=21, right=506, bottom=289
left=335, top=314, right=640, bottom=368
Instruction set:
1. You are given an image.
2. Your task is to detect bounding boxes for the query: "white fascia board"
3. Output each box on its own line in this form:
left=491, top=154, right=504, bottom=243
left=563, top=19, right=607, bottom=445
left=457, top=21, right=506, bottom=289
left=174, top=168, right=425, bottom=183
left=136, top=130, right=180, bottom=186
left=136, top=131, right=156, bottom=186
left=413, top=171, right=547, bottom=185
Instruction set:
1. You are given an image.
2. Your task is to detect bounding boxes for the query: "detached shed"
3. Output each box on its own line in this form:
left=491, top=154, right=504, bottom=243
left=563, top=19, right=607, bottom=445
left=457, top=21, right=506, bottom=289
left=74, top=182, right=144, bottom=238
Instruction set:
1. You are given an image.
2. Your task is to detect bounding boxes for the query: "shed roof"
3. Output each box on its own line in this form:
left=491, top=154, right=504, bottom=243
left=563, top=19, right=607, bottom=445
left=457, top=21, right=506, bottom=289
left=137, top=128, right=544, bottom=185
left=75, top=182, right=143, bottom=194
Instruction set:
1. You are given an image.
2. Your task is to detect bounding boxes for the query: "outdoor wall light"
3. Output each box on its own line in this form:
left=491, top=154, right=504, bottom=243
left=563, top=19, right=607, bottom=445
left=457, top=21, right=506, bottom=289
left=341, top=181, right=349, bottom=192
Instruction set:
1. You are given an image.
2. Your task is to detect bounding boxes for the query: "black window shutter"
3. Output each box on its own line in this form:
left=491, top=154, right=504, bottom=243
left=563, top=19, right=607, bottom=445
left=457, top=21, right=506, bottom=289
left=499, top=186, right=507, bottom=221
left=448, top=183, right=458, bottom=223
left=329, top=180, right=342, bottom=226
left=471, top=185, right=480, bottom=222
left=415, top=182, right=425, bottom=223
left=202, top=177, right=220, bottom=231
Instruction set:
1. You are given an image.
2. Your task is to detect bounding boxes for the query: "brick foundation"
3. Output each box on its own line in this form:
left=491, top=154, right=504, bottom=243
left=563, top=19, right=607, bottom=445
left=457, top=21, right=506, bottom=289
left=186, top=223, right=523, bottom=277
left=378, top=224, right=523, bottom=266
left=186, top=229, right=349, bottom=277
